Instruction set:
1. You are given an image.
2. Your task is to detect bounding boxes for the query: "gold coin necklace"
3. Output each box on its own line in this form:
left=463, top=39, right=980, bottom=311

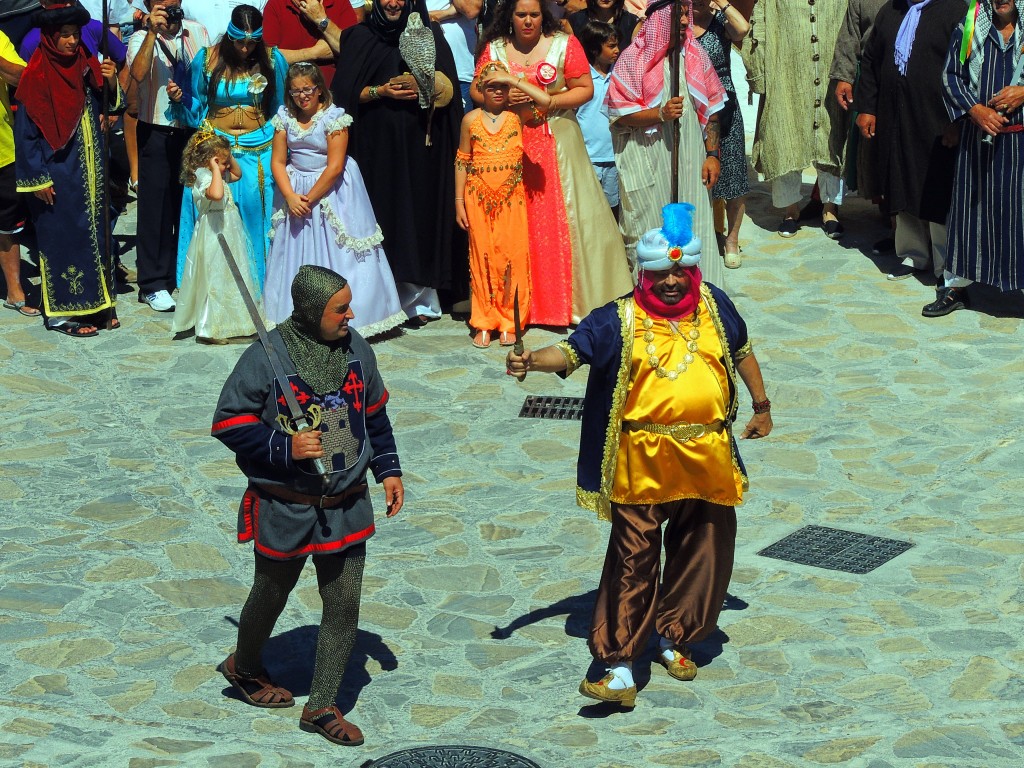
left=643, top=309, right=701, bottom=381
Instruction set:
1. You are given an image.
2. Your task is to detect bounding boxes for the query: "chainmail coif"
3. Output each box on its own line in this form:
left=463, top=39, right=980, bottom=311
left=277, top=265, right=350, bottom=396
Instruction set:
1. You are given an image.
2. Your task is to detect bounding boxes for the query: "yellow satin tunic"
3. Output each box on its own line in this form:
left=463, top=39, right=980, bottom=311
left=611, top=303, right=744, bottom=506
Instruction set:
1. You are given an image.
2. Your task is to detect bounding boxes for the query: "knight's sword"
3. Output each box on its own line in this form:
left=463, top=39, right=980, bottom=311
left=216, top=233, right=329, bottom=479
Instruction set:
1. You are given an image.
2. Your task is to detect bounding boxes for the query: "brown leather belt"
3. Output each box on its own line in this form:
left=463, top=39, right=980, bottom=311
left=255, top=483, right=368, bottom=509
left=621, top=419, right=729, bottom=442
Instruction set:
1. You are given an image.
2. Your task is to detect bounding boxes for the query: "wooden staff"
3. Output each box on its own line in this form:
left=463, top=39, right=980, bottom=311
left=669, top=0, right=682, bottom=203
left=100, top=0, right=113, bottom=298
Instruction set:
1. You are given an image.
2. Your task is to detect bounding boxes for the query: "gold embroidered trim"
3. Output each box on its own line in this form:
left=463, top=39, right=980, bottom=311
left=586, top=297, right=633, bottom=520
left=555, top=341, right=580, bottom=376
left=735, top=340, right=753, bottom=360
left=465, top=164, right=523, bottom=219
left=701, top=285, right=748, bottom=489
left=577, top=487, right=608, bottom=521
left=16, top=175, right=53, bottom=192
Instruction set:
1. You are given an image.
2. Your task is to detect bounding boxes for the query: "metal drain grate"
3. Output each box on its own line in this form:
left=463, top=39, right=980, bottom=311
left=362, top=746, right=541, bottom=768
left=519, top=395, right=585, bottom=421
left=757, top=525, right=913, bottom=574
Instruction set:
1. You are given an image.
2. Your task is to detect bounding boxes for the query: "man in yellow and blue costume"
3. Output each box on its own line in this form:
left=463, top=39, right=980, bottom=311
left=507, top=203, right=773, bottom=707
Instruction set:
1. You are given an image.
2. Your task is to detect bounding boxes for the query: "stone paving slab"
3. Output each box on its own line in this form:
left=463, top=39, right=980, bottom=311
left=2, top=66, right=1024, bottom=764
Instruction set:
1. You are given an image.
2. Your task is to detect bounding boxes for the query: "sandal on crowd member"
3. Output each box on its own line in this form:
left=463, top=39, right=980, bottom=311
left=472, top=329, right=491, bottom=348
left=46, top=319, right=99, bottom=338
left=724, top=251, right=741, bottom=269
left=217, top=653, right=294, bottom=708
left=300, top=704, right=365, bottom=746
left=3, top=299, right=41, bottom=317
left=86, top=309, right=120, bottom=331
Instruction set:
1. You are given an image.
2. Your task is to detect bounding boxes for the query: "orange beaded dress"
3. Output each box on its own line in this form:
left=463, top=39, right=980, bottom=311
left=457, top=111, right=531, bottom=335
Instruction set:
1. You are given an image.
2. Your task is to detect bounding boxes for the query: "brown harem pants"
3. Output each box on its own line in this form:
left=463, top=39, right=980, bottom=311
left=588, top=498, right=737, bottom=664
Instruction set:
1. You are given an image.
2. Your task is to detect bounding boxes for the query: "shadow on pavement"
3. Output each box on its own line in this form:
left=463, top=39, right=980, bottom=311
left=218, top=621, right=397, bottom=711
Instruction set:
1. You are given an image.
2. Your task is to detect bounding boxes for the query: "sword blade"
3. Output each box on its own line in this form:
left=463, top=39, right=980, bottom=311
left=216, top=234, right=328, bottom=477
left=512, top=286, right=526, bottom=382
left=512, top=286, right=524, bottom=355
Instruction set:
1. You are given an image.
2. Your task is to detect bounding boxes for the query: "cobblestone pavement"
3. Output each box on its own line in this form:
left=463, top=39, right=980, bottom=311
left=2, top=182, right=1022, bottom=768
left=3, top=61, right=1024, bottom=765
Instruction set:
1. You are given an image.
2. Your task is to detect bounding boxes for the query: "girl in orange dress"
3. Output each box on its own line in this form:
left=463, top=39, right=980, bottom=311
left=473, top=0, right=633, bottom=328
left=455, top=61, right=544, bottom=348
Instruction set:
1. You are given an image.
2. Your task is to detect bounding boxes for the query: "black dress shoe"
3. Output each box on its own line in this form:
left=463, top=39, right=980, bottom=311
left=922, top=286, right=969, bottom=317
left=778, top=218, right=799, bottom=238
left=822, top=219, right=845, bottom=240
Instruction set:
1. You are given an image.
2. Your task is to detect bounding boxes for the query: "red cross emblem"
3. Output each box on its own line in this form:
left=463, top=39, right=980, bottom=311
left=277, top=381, right=311, bottom=408
left=342, top=371, right=364, bottom=412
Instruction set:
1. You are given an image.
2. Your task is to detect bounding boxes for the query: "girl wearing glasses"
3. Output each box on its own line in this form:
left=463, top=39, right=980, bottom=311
left=263, top=61, right=403, bottom=336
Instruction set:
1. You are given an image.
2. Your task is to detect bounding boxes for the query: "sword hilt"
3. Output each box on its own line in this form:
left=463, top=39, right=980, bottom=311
left=295, top=418, right=330, bottom=480
left=513, top=340, right=526, bottom=383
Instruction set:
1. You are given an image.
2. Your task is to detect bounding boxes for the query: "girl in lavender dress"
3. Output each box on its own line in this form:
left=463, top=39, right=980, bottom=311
left=264, top=62, right=403, bottom=336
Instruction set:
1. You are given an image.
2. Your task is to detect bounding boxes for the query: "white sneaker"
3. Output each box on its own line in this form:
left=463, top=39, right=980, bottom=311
left=141, top=290, right=176, bottom=312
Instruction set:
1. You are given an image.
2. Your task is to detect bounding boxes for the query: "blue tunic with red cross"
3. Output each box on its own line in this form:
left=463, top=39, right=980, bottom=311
left=211, top=328, right=401, bottom=560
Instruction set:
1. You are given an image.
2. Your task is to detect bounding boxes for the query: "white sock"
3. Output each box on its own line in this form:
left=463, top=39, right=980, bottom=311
left=659, top=635, right=676, bottom=661
left=606, top=662, right=634, bottom=689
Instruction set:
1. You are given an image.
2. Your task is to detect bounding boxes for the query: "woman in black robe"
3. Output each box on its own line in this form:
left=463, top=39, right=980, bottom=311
left=332, top=0, right=465, bottom=322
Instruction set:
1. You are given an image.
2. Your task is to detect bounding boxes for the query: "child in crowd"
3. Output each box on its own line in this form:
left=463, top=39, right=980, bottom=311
left=576, top=21, right=620, bottom=218
left=173, top=131, right=261, bottom=344
left=455, top=61, right=541, bottom=348
left=264, top=62, right=403, bottom=337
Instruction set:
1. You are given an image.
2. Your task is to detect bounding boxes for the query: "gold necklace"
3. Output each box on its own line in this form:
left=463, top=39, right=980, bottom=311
left=643, top=310, right=701, bottom=381
left=512, top=40, right=537, bottom=67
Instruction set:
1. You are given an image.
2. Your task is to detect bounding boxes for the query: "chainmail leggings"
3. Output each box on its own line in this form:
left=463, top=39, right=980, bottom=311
left=234, top=544, right=366, bottom=710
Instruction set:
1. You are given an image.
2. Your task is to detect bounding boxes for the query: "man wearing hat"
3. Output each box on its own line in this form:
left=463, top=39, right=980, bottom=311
left=506, top=203, right=772, bottom=707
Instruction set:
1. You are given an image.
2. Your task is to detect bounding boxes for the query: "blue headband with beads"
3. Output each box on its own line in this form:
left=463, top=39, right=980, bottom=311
left=226, top=22, right=263, bottom=41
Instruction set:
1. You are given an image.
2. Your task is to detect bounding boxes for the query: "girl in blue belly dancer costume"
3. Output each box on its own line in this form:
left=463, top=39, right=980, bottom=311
left=166, top=3, right=286, bottom=290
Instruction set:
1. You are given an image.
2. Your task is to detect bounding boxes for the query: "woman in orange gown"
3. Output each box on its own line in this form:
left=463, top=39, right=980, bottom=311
left=474, top=0, right=632, bottom=328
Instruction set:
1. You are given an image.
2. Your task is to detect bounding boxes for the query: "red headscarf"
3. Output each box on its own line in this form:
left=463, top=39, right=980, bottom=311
left=634, top=265, right=703, bottom=319
left=606, top=0, right=726, bottom=132
left=19, top=14, right=104, bottom=151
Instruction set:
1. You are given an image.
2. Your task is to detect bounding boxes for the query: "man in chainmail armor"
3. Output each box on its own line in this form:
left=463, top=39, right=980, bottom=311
left=211, top=265, right=404, bottom=747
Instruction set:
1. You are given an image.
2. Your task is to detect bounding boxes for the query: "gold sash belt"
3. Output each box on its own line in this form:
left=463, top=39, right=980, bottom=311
left=621, top=419, right=729, bottom=442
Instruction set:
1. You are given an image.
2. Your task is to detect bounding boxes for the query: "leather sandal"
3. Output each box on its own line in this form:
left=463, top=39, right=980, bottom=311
left=300, top=704, right=365, bottom=746
left=472, top=329, right=492, bottom=348
left=217, top=653, right=294, bottom=708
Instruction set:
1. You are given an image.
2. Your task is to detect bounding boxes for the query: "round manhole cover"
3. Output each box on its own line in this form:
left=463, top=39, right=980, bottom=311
left=365, top=745, right=541, bottom=767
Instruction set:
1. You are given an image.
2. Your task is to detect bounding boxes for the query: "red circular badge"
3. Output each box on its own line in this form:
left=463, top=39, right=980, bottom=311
left=536, top=62, right=557, bottom=86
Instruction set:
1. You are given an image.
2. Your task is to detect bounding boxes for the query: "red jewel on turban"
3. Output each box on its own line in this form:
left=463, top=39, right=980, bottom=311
left=668, top=246, right=683, bottom=262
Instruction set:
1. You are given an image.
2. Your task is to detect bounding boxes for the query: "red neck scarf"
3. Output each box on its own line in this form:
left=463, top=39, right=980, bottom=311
left=19, top=27, right=103, bottom=151
left=633, top=266, right=703, bottom=320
